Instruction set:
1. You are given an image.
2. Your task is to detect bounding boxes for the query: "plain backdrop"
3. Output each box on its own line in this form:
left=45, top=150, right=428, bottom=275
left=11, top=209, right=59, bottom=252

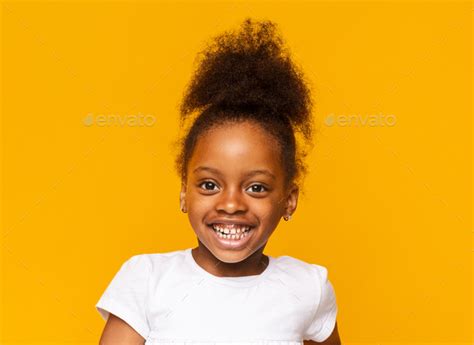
left=1, top=1, right=471, bottom=344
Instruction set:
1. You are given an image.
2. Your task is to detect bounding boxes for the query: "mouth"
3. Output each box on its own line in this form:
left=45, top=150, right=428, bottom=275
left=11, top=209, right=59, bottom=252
left=207, top=223, right=255, bottom=249
left=209, top=223, right=252, bottom=239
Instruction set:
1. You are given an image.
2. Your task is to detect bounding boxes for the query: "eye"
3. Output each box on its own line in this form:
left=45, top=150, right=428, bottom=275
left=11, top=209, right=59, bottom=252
left=199, top=181, right=219, bottom=192
left=246, top=184, right=267, bottom=193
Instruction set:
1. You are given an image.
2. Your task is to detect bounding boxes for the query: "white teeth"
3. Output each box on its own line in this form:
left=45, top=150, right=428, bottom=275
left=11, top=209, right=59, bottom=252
left=212, top=224, right=251, bottom=240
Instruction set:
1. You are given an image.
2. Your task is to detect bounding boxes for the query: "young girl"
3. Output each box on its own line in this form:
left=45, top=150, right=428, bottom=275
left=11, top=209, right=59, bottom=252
left=96, top=18, right=340, bottom=345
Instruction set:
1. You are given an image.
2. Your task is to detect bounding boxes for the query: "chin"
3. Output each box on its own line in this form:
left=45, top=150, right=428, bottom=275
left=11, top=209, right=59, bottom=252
left=198, top=238, right=252, bottom=262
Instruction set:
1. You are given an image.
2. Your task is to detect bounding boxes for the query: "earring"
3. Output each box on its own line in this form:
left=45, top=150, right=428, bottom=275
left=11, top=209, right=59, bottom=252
left=180, top=202, right=187, bottom=213
left=283, top=214, right=292, bottom=221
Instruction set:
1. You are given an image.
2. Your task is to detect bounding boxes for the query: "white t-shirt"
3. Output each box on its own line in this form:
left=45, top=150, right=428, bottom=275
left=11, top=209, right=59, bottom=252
left=96, top=248, right=338, bottom=344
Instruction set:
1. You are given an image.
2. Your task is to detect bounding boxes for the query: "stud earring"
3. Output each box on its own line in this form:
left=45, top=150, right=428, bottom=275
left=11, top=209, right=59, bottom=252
left=283, top=214, right=292, bottom=221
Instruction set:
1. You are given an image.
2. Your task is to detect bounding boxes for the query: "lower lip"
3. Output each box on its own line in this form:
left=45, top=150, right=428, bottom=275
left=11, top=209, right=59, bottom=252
left=208, top=225, right=255, bottom=250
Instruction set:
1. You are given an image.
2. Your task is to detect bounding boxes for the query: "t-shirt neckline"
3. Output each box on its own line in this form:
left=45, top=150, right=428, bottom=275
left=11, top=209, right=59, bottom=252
left=185, top=248, right=274, bottom=287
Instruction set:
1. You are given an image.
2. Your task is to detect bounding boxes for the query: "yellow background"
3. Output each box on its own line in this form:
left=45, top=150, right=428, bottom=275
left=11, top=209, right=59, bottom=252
left=1, top=1, right=471, bottom=344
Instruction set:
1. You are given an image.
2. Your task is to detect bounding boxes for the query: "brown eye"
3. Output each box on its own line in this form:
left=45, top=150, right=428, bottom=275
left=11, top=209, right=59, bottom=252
left=246, top=184, right=267, bottom=193
left=199, top=181, right=219, bottom=191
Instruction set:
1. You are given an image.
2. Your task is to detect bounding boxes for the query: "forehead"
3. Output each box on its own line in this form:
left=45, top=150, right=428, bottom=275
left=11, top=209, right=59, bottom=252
left=189, top=121, right=282, bottom=177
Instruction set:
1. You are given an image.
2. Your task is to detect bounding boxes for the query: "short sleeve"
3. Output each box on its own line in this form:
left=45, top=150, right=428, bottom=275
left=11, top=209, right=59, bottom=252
left=303, top=264, right=338, bottom=342
left=96, top=254, right=151, bottom=339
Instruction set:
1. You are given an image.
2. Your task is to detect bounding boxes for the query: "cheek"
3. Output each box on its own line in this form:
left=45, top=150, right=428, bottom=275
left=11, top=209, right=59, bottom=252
left=187, top=192, right=214, bottom=216
left=251, top=200, right=284, bottom=222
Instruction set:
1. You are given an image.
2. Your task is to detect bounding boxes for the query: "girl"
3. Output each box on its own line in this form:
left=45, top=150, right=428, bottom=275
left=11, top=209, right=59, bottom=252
left=96, top=18, right=340, bottom=345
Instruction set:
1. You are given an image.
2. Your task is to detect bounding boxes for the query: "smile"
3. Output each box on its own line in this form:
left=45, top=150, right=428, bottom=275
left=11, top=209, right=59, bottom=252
left=208, top=223, right=255, bottom=249
left=211, top=224, right=251, bottom=240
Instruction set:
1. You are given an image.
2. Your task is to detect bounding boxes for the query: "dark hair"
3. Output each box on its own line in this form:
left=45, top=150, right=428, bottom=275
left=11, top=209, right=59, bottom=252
left=174, top=18, right=314, bottom=194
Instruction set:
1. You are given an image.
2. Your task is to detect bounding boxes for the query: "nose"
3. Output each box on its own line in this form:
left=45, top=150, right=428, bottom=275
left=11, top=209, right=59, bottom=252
left=215, top=187, right=248, bottom=214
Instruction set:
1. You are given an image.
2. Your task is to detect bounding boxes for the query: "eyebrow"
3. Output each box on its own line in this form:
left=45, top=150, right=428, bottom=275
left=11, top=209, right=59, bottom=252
left=193, top=166, right=276, bottom=180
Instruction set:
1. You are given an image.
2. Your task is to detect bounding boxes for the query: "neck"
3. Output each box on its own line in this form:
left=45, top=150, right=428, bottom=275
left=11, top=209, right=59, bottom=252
left=192, top=241, right=269, bottom=277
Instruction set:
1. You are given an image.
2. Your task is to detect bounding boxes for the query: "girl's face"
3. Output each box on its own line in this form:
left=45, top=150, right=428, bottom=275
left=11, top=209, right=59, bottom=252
left=180, top=120, right=299, bottom=265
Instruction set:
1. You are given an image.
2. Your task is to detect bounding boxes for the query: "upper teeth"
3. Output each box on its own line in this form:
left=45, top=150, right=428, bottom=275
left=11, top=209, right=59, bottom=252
left=212, top=224, right=250, bottom=234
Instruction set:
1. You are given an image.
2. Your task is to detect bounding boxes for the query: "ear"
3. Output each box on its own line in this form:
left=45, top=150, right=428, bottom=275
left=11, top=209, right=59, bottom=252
left=284, top=182, right=299, bottom=217
left=180, top=182, right=187, bottom=213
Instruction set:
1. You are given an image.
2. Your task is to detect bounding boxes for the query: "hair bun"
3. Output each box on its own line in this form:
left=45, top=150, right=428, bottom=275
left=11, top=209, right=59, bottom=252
left=180, top=18, right=313, bottom=140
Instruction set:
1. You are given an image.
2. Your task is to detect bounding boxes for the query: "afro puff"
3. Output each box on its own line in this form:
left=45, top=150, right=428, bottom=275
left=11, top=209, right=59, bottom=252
left=174, top=18, right=314, bottom=192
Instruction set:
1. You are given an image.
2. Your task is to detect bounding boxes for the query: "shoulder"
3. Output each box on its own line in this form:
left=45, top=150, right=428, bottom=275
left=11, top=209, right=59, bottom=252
left=273, top=255, right=338, bottom=342
left=99, top=249, right=189, bottom=301
left=273, top=254, right=330, bottom=284
left=127, top=248, right=189, bottom=277
left=272, top=255, right=334, bottom=303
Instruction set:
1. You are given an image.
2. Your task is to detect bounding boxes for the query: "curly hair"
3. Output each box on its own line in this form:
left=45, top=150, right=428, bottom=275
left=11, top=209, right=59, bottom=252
left=174, top=18, right=314, bottom=193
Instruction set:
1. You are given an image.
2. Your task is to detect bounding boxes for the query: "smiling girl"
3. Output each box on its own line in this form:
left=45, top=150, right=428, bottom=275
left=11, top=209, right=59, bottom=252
left=96, top=18, right=340, bottom=345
